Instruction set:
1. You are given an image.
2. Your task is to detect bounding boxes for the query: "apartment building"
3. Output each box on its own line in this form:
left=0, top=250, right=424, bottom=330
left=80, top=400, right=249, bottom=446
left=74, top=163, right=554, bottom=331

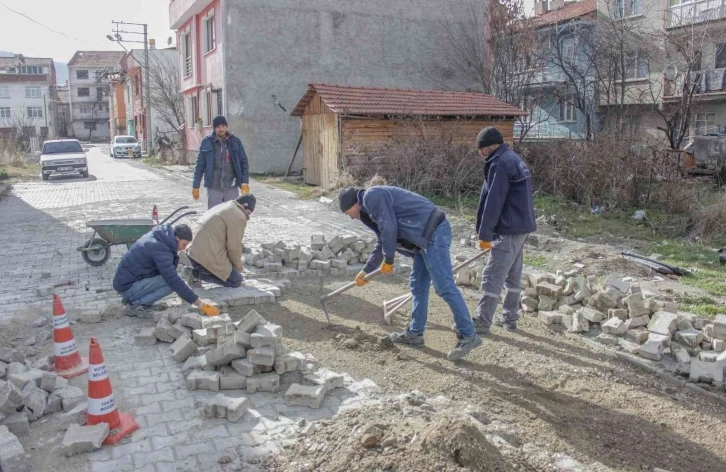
left=67, top=51, right=124, bottom=141
left=0, top=55, right=58, bottom=139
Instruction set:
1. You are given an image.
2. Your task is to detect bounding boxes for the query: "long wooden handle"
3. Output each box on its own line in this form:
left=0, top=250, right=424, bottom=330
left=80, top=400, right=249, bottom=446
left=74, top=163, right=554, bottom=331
left=452, top=249, right=490, bottom=274
left=322, top=268, right=381, bottom=300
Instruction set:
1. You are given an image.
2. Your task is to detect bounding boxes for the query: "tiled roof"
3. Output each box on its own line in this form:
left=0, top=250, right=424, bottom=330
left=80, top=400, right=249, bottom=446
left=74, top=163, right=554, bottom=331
left=529, top=0, right=597, bottom=28
left=0, top=56, right=53, bottom=68
left=291, top=84, right=525, bottom=117
left=67, top=51, right=124, bottom=68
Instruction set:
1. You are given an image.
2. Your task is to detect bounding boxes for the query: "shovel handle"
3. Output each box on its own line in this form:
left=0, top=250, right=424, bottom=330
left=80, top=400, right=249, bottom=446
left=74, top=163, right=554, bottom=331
left=452, top=249, right=490, bottom=274
left=322, top=268, right=381, bottom=301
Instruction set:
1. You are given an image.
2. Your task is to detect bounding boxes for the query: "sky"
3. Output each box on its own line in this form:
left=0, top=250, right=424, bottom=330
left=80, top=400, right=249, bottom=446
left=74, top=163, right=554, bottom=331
left=0, top=0, right=174, bottom=63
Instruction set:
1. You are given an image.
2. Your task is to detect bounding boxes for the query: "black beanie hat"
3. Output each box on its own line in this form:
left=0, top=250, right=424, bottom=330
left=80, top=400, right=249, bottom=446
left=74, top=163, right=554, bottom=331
left=476, top=127, right=504, bottom=149
left=339, top=187, right=362, bottom=212
left=174, top=224, right=193, bottom=242
left=236, top=194, right=257, bottom=212
left=213, top=115, right=228, bottom=128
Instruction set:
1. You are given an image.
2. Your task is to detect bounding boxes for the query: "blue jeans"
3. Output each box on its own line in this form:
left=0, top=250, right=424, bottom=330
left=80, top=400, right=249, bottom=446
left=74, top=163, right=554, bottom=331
left=190, top=257, right=243, bottom=288
left=475, top=233, right=529, bottom=326
left=121, top=275, right=173, bottom=307
left=409, top=219, right=475, bottom=338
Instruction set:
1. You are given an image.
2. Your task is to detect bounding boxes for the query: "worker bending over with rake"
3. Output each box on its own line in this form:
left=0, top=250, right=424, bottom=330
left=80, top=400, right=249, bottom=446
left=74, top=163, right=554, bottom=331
left=339, top=186, right=482, bottom=361
left=472, top=127, right=536, bottom=333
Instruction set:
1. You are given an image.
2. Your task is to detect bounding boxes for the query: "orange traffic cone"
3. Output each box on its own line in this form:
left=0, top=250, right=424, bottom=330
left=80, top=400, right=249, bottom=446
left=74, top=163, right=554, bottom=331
left=52, top=295, right=88, bottom=379
left=86, top=337, right=139, bottom=445
left=152, top=205, right=159, bottom=224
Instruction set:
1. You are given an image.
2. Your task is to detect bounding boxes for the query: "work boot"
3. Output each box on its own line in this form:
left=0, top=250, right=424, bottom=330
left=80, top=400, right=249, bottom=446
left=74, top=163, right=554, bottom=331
left=124, top=304, right=153, bottom=319
left=181, top=266, right=201, bottom=287
left=494, top=316, right=518, bottom=332
left=447, top=334, right=483, bottom=361
left=451, top=318, right=491, bottom=336
left=389, top=330, right=424, bottom=348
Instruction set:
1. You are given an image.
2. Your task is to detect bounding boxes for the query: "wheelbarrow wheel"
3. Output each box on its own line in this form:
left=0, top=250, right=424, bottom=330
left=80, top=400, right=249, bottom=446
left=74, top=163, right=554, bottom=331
left=81, top=238, right=111, bottom=266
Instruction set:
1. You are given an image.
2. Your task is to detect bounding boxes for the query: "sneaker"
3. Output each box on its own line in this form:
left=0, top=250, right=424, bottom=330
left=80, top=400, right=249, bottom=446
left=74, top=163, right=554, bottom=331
left=390, top=330, right=425, bottom=348
left=494, top=317, right=518, bottom=332
left=124, top=304, right=152, bottom=319
left=451, top=318, right=491, bottom=336
left=447, top=335, right=483, bottom=361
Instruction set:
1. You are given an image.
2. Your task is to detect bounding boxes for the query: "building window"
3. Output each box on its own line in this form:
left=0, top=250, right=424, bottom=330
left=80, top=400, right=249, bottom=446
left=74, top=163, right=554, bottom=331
left=560, top=36, right=576, bottom=65
left=76, top=70, right=89, bottom=80
left=695, top=112, right=716, bottom=135
left=79, top=105, right=93, bottom=114
left=0, top=86, right=8, bottom=99
left=97, top=88, right=105, bottom=102
left=0, top=107, right=10, bottom=118
left=616, top=0, right=642, bottom=18
left=558, top=95, right=575, bottom=122
left=25, top=86, right=41, bottom=98
left=27, top=106, right=43, bottom=118
left=78, top=88, right=90, bottom=97
left=216, top=89, right=223, bottom=115
left=84, top=122, right=97, bottom=131
left=182, top=31, right=193, bottom=77
left=204, top=13, right=216, bottom=53
left=204, top=90, right=213, bottom=126
left=19, top=65, right=44, bottom=74
left=624, top=51, right=648, bottom=80
left=716, top=44, right=726, bottom=69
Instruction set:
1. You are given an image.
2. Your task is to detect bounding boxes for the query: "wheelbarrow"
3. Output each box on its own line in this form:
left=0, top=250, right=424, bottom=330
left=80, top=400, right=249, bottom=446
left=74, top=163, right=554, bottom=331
left=77, top=206, right=197, bottom=266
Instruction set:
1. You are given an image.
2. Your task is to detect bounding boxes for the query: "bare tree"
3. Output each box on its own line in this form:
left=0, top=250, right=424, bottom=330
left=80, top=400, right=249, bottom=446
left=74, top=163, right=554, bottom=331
left=147, top=53, right=185, bottom=155
left=441, top=0, right=547, bottom=142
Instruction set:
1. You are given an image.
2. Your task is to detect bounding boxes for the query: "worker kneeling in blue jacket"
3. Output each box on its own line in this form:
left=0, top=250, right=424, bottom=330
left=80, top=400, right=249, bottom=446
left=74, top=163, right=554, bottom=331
left=339, top=185, right=482, bottom=361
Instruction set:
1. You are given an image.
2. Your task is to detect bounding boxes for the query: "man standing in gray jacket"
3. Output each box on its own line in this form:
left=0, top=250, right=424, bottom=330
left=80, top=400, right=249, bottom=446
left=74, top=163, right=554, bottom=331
left=339, top=185, right=482, bottom=361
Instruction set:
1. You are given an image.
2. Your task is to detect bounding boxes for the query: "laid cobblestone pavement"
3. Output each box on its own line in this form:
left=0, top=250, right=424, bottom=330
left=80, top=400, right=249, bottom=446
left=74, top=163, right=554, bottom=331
left=0, top=146, right=363, bottom=324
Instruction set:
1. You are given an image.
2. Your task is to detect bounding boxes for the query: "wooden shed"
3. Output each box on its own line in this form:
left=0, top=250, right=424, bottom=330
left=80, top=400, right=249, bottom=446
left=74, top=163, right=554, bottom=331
left=290, top=83, right=525, bottom=189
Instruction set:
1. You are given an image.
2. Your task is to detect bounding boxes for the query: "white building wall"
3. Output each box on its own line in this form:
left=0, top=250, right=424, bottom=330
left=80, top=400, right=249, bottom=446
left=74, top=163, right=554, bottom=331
left=0, top=83, right=52, bottom=136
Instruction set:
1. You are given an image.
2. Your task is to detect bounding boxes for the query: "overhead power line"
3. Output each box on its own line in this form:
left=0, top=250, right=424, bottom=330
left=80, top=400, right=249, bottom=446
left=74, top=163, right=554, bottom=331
left=0, top=0, right=101, bottom=47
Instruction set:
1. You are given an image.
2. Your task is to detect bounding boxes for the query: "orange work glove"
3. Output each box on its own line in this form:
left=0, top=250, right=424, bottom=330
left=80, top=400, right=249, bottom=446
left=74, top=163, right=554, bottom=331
left=200, top=303, right=219, bottom=317
left=192, top=188, right=200, bottom=200
left=381, top=262, right=395, bottom=275
left=479, top=241, right=493, bottom=250
left=240, top=184, right=250, bottom=195
left=354, top=271, right=369, bottom=287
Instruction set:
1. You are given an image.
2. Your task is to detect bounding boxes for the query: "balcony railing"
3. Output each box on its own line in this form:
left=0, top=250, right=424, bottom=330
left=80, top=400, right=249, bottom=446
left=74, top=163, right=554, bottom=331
left=666, top=0, right=726, bottom=28
left=514, top=121, right=585, bottom=140
left=663, top=68, right=726, bottom=98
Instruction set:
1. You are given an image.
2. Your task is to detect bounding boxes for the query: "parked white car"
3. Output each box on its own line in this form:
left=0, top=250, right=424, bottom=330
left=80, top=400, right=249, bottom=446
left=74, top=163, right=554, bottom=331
left=36, top=139, right=89, bottom=181
left=111, top=135, right=142, bottom=158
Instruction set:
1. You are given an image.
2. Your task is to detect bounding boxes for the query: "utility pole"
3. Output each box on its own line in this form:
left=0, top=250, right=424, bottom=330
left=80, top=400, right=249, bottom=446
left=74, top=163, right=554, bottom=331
left=108, top=21, right=153, bottom=155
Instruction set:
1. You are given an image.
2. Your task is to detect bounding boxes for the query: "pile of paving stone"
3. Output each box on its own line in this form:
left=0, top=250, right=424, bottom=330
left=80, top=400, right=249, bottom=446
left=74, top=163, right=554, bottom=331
left=0, top=348, right=88, bottom=469
left=522, top=271, right=726, bottom=386
left=244, top=234, right=377, bottom=278
left=138, top=309, right=346, bottom=421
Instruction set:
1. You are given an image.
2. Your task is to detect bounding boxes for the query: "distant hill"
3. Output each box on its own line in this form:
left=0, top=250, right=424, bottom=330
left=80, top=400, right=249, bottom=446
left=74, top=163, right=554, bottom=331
left=0, top=51, right=13, bottom=57
left=55, top=62, right=68, bottom=85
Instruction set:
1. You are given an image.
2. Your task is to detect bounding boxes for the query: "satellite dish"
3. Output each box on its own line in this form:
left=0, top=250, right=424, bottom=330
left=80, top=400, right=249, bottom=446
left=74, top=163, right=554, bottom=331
left=664, top=63, right=678, bottom=81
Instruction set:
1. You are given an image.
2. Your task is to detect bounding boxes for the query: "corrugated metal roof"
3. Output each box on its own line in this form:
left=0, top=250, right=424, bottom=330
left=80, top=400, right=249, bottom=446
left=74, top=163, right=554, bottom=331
left=291, top=83, right=525, bottom=117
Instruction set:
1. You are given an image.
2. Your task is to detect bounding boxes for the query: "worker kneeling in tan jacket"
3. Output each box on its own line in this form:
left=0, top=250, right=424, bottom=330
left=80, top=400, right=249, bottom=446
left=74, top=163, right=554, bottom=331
left=185, top=195, right=256, bottom=287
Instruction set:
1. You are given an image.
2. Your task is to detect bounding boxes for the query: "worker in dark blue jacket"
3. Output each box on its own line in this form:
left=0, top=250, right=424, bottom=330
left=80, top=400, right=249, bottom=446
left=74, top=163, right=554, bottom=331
left=339, top=186, right=482, bottom=361
left=473, top=127, right=536, bottom=333
left=113, top=224, right=219, bottom=318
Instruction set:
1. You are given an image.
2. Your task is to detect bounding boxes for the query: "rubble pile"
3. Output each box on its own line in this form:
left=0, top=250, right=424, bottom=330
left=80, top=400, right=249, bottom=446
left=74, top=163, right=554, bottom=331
left=144, top=309, right=347, bottom=419
left=244, top=234, right=377, bottom=278
left=522, top=271, right=726, bottom=386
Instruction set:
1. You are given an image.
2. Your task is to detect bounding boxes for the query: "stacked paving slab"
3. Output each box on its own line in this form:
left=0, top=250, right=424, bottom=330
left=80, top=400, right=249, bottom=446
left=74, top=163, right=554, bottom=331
left=522, top=271, right=726, bottom=386
left=142, top=309, right=346, bottom=420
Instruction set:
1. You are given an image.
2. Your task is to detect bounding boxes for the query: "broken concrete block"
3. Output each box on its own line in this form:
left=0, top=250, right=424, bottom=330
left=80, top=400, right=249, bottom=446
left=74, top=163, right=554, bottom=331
left=589, top=288, right=622, bottom=312
left=521, top=296, right=538, bottom=311
left=274, top=352, right=307, bottom=375
left=29, top=356, right=53, bottom=373
left=648, top=311, right=679, bottom=337
left=58, top=402, right=87, bottom=427
left=264, top=262, right=283, bottom=273
left=712, top=314, right=726, bottom=341
left=304, top=368, right=345, bottom=393
left=43, top=394, right=62, bottom=415
left=181, top=355, right=209, bottom=377
left=219, top=367, right=248, bottom=390
left=21, top=382, right=48, bottom=420
left=574, top=287, right=593, bottom=303
left=205, top=343, right=246, bottom=367
left=247, top=373, right=280, bottom=394
left=703, top=324, right=714, bottom=343
left=78, top=310, right=103, bottom=323
left=9, top=369, right=44, bottom=391
left=713, top=339, right=726, bottom=353
left=568, top=310, right=590, bottom=333
left=674, top=329, right=704, bottom=348
left=618, top=339, right=640, bottom=354
left=154, top=318, right=176, bottom=343
left=6, top=363, right=28, bottom=377
left=0, top=425, right=29, bottom=472
left=629, top=283, right=642, bottom=294
left=690, top=359, right=724, bottom=383
left=0, top=350, right=25, bottom=366
left=580, top=307, right=605, bottom=323
left=624, top=328, right=649, bottom=344
left=134, top=328, right=157, bottom=346
left=311, top=235, right=326, bottom=250
left=231, top=359, right=256, bottom=377
left=53, top=386, right=86, bottom=412
left=0, top=361, right=6, bottom=380
left=538, top=311, right=562, bottom=326
left=201, top=313, right=232, bottom=329
left=186, top=371, right=220, bottom=391
left=678, top=318, right=695, bottom=332
left=170, top=334, right=198, bottom=363
left=237, top=310, right=267, bottom=334
left=671, top=342, right=692, bottom=365
left=316, top=245, right=335, bottom=261
left=285, top=383, right=325, bottom=409
left=538, top=296, right=556, bottom=311
left=169, top=320, right=192, bottom=340
left=62, top=423, right=109, bottom=457
left=0, top=381, right=24, bottom=416
left=40, top=372, right=59, bottom=393
left=536, top=282, right=563, bottom=299
left=608, top=309, right=628, bottom=321
left=698, top=351, right=720, bottom=363
left=604, top=275, right=630, bottom=294
left=626, top=293, right=650, bottom=318
left=232, top=330, right=253, bottom=349
left=2, top=411, right=29, bottom=435
left=204, top=394, right=250, bottom=422
left=191, top=327, right=222, bottom=347
left=180, top=313, right=204, bottom=330
left=596, top=334, right=619, bottom=346
left=248, top=348, right=275, bottom=367
left=601, top=318, right=627, bottom=336
left=637, top=333, right=670, bottom=361
left=628, top=315, right=649, bottom=329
